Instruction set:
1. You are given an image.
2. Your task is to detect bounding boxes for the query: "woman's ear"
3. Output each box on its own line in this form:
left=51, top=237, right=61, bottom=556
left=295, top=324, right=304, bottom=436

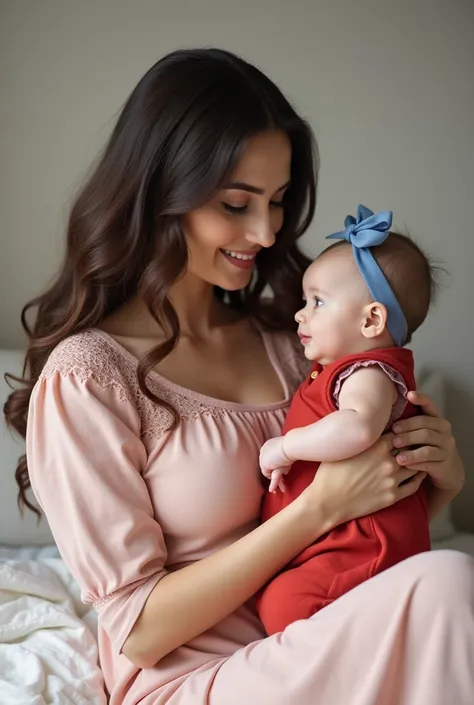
left=361, top=301, right=388, bottom=340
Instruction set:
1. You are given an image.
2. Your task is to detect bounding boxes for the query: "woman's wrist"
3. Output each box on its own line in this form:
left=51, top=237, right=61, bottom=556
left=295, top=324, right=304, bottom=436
left=292, top=489, right=338, bottom=543
left=124, top=482, right=338, bottom=666
left=425, top=485, right=459, bottom=521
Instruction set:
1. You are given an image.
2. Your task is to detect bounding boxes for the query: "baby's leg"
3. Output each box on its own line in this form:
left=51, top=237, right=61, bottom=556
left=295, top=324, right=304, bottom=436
left=256, top=557, right=338, bottom=635
left=257, top=515, right=399, bottom=634
left=258, top=490, right=431, bottom=635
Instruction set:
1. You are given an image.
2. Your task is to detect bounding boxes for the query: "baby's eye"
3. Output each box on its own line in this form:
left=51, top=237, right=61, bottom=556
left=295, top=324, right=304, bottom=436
left=314, top=297, right=323, bottom=308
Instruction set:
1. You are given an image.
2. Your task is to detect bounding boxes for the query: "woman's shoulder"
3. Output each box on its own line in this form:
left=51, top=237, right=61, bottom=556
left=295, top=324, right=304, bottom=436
left=39, top=329, right=138, bottom=401
left=38, top=330, right=215, bottom=440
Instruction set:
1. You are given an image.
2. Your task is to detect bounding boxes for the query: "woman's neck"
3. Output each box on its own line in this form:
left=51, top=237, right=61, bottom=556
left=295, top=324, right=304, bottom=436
left=169, top=273, right=229, bottom=338
left=102, top=274, right=241, bottom=341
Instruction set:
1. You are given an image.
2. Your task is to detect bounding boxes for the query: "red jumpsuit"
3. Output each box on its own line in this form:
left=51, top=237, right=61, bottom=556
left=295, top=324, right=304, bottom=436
left=256, top=347, right=431, bottom=635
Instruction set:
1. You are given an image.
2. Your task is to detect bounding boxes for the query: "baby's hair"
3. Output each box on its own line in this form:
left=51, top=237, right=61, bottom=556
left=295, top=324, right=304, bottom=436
left=323, top=233, right=447, bottom=344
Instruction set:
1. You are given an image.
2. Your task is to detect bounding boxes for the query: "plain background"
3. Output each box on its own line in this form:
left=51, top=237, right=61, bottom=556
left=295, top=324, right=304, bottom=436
left=1, top=0, right=473, bottom=529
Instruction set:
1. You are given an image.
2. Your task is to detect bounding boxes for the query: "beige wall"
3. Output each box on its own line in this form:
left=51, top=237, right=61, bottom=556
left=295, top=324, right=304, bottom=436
left=1, top=0, right=473, bottom=527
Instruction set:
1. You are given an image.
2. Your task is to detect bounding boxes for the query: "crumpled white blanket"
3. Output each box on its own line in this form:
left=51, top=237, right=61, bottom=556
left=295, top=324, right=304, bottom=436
left=0, top=558, right=107, bottom=704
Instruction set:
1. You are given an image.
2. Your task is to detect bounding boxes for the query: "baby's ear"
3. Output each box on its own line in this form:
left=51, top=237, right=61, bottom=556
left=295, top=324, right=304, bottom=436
left=361, top=301, right=388, bottom=340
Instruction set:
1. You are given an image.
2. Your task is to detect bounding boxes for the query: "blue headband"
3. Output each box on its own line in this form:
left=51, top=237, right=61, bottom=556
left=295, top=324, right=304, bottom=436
left=326, top=204, right=408, bottom=347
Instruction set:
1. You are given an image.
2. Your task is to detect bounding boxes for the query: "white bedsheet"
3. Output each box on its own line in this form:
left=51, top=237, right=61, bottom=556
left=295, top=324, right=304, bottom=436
left=0, top=553, right=106, bottom=704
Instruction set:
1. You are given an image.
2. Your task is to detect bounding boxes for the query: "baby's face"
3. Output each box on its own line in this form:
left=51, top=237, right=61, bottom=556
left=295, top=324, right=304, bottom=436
left=295, top=247, right=372, bottom=365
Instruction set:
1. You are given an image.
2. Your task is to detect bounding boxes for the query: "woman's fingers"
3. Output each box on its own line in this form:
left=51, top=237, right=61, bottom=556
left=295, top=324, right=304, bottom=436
left=393, top=414, right=451, bottom=436
left=379, top=467, right=423, bottom=507
left=378, top=433, right=397, bottom=455
left=404, top=461, right=444, bottom=474
left=395, top=444, right=446, bottom=466
left=405, top=390, right=440, bottom=418
left=393, top=428, right=442, bottom=450
left=397, top=471, right=427, bottom=500
left=394, top=468, right=420, bottom=485
left=393, top=428, right=455, bottom=454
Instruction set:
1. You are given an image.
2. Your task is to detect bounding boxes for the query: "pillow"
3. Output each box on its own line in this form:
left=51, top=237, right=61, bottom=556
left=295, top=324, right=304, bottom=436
left=417, top=371, right=456, bottom=542
left=0, top=350, right=54, bottom=545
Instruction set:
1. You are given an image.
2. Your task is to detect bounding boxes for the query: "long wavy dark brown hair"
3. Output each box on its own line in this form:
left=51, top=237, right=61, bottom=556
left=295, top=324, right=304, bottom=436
left=4, top=48, right=318, bottom=515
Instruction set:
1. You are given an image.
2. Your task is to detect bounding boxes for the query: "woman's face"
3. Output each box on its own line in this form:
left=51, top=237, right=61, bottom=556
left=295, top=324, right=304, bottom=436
left=182, top=130, right=292, bottom=291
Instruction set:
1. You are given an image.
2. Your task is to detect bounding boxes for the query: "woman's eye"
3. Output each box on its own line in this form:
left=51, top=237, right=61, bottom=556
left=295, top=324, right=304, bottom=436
left=223, top=200, right=283, bottom=215
left=223, top=203, right=248, bottom=215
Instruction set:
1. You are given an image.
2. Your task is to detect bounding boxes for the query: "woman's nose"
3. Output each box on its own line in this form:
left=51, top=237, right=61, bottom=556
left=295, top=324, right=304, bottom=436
left=245, top=216, right=276, bottom=249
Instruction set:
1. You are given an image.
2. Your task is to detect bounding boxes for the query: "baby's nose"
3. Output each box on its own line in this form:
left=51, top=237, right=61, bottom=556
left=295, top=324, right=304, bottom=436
left=295, top=308, right=305, bottom=323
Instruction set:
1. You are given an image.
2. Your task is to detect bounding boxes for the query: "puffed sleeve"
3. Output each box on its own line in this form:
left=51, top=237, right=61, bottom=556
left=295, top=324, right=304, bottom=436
left=27, top=372, right=169, bottom=653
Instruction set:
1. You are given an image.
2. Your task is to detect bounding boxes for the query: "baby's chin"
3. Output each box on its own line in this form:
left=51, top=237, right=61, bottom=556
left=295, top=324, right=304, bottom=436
left=304, top=346, right=324, bottom=363
left=304, top=346, right=339, bottom=366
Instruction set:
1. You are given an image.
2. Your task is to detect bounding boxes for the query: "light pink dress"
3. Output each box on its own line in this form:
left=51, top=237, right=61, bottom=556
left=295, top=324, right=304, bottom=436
left=27, top=328, right=474, bottom=705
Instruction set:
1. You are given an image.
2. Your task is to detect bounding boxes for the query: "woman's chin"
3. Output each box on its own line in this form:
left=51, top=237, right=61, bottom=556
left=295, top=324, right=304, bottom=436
left=214, top=270, right=253, bottom=292
left=222, top=281, right=251, bottom=292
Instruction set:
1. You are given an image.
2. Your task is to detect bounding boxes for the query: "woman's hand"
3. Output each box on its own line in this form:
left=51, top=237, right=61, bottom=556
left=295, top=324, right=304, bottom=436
left=299, top=434, right=426, bottom=533
left=391, top=391, right=465, bottom=494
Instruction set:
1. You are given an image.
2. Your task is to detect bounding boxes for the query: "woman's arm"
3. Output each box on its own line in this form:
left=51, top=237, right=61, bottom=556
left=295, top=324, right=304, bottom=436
left=123, top=434, right=422, bottom=668
left=391, top=390, right=465, bottom=520
left=123, top=494, right=329, bottom=668
left=424, top=483, right=460, bottom=521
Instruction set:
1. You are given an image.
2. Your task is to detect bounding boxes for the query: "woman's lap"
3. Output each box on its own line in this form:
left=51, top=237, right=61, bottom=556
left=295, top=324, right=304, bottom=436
left=198, top=550, right=474, bottom=705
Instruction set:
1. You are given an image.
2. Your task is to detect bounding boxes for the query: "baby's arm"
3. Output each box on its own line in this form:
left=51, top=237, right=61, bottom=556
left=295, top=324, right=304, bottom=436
left=283, top=366, right=397, bottom=462
left=260, top=366, right=398, bottom=491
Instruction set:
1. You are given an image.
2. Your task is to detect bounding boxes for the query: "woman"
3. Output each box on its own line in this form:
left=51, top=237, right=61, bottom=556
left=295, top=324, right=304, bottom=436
left=5, top=48, right=472, bottom=705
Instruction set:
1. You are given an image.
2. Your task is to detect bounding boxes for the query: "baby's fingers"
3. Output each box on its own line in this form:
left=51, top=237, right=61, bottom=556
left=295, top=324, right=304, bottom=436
left=269, top=469, right=283, bottom=494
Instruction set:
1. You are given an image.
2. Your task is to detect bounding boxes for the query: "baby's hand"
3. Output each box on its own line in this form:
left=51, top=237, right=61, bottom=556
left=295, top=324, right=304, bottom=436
left=259, top=437, right=293, bottom=493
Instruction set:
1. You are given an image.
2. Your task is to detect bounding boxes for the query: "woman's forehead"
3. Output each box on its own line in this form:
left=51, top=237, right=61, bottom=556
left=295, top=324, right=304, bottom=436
left=229, top=131, right=291, bottom=190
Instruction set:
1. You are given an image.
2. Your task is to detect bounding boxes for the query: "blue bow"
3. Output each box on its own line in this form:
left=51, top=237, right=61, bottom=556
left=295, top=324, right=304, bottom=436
left=333, top=204, right=393, bottom=248
left=326, top=205, right=408, bottom=347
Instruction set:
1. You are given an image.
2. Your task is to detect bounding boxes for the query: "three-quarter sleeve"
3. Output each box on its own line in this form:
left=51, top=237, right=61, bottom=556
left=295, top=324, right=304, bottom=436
left=27, top=372, right=169, bottom=652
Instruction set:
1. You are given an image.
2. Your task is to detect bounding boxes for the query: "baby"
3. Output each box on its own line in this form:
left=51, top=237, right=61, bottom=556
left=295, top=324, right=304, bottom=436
left=256, top=205, right=436, bottom=635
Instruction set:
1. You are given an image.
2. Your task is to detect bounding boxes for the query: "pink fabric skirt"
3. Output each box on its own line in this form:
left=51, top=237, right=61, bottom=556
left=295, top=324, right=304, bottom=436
left=140, top=550, right=474, bottom=705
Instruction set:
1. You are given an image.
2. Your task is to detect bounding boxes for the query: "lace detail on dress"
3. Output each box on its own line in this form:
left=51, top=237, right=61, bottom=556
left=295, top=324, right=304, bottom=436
left=39, top=330, right=297, bottom=441
left=40, top=331, right=233, bottom=439
left=40, top=332, right=134, bottom=404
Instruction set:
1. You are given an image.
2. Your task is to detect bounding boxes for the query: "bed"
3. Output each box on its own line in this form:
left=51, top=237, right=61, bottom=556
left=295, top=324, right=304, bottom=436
left=1, top=349, right=472, bottom=704
left=0, top=545, right=106, bottom=704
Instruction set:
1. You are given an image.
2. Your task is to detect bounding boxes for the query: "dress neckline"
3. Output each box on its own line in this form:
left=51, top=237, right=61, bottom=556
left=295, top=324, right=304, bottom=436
left=88, top=325, right=291, bottom=413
